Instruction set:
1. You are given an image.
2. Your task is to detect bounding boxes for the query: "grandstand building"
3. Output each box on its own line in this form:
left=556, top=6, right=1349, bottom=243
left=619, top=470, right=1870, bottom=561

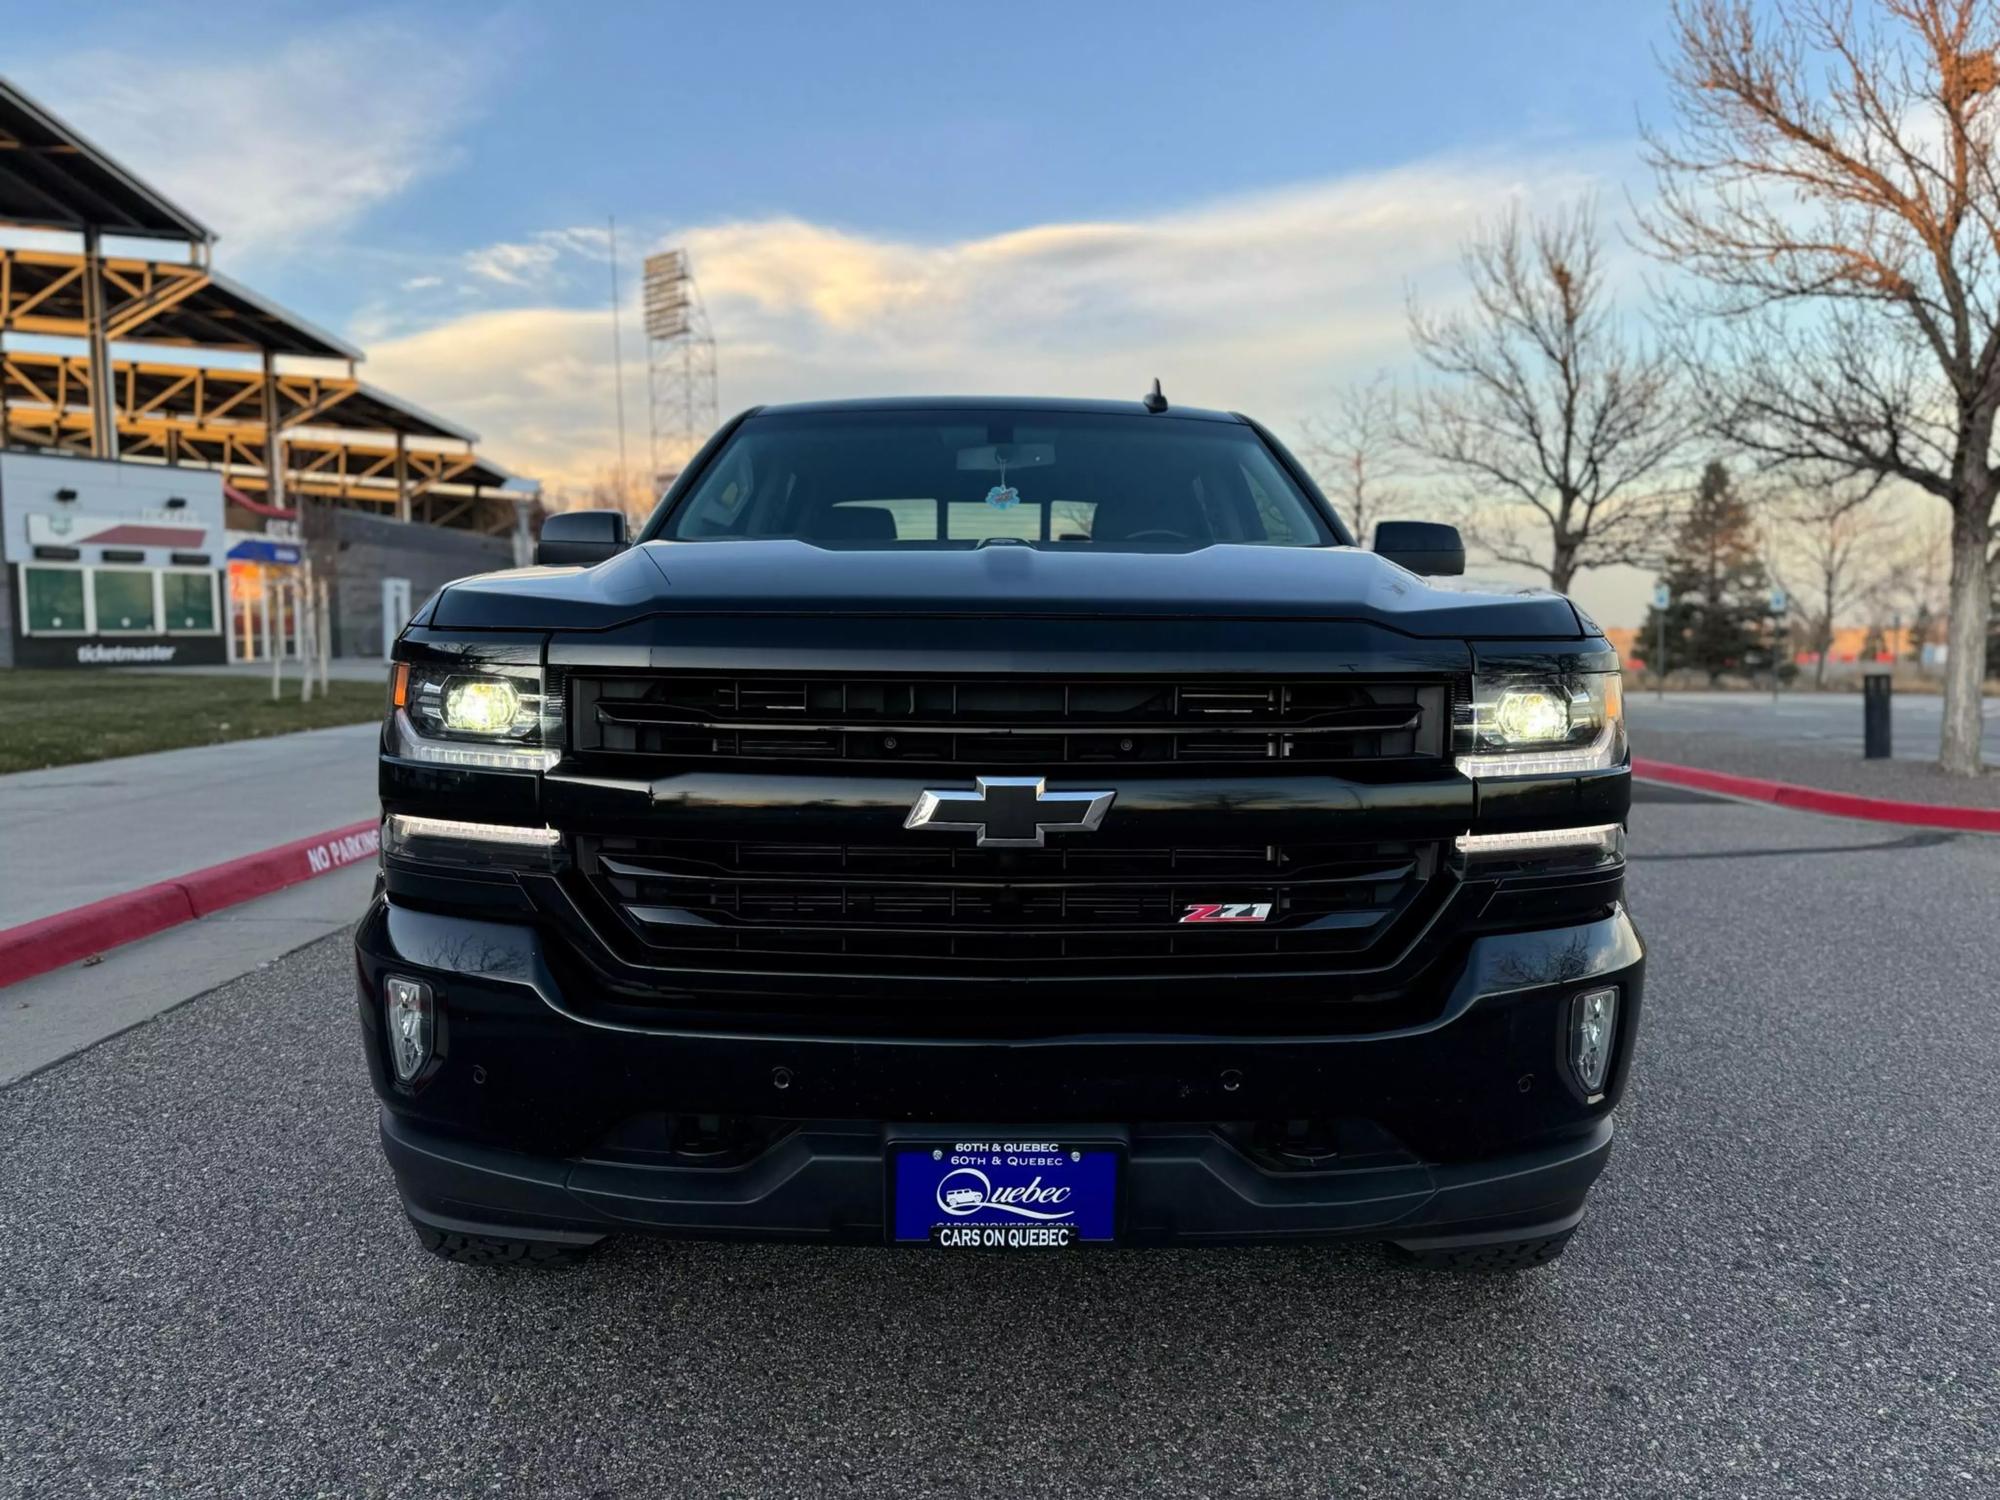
left=0, top=77, right=540, bottom=667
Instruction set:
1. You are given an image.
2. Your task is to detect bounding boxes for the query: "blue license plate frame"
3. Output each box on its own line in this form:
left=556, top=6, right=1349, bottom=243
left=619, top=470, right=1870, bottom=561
left=890, top=1138, right=1120, bottom=1248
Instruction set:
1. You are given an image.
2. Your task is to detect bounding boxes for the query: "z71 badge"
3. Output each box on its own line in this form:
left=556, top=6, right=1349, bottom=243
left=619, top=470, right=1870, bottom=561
left=1179, top=903, right=1274, bottom=924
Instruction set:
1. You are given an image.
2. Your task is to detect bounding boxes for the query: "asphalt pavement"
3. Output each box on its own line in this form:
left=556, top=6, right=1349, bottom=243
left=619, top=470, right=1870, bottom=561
left=2, top=790, right=1996, bottom=1499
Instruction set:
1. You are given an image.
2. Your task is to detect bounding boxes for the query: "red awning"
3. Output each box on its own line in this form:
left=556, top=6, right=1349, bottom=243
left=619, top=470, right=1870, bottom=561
left=81, top=523, right=207, bottom=547
left=224, top=484, right=296, bottom=520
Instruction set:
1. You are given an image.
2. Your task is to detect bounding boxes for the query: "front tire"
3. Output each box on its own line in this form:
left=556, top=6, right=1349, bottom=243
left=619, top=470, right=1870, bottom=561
left=412, top=1223, right=598, bottom=1267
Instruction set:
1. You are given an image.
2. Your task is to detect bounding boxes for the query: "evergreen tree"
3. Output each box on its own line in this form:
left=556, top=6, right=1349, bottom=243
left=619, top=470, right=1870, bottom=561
left=1639, top=462, right=1776, bottom=685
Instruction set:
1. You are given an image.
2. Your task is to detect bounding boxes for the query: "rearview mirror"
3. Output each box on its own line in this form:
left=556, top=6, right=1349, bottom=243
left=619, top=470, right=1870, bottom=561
left=536, top=509, right=629, bottom=567
left=956, top=442, right=1056, bottom=473
left=1372, top=520, right=1464, bottom=577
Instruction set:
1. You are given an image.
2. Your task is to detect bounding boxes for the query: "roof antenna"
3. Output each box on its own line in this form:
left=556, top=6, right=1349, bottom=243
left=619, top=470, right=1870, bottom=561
left=1142, top=377, right=1168, bottom=414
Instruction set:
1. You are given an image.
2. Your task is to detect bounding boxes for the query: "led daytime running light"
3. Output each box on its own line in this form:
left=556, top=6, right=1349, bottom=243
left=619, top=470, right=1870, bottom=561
left=1454, top=823, right=1623, bottom=857
left=1455, top=722, right=1622, bottom=779
left=387, top=814, right=560, bottom=848
left=393, top=710, right=560, bottom=771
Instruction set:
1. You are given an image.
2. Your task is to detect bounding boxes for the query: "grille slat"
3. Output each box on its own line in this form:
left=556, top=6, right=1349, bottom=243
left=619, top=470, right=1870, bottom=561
left=579, top=836, right=1438, bottom=973
left=592, top=704, right=1420, bottom=737
left=573, top=673, right=1445, bottom=769
left=595, top=852, right=1420, bottom=890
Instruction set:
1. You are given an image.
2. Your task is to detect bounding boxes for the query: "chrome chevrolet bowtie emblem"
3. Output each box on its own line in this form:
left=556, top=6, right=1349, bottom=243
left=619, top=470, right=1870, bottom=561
left=904, top=776, right=1115, bottom=848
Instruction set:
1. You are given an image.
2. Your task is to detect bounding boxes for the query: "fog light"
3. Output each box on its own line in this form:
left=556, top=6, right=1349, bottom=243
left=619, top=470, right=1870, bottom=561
left=385, top=977, right=433, bottom=1082
left=1569, top=986, right=1618, bottom=1094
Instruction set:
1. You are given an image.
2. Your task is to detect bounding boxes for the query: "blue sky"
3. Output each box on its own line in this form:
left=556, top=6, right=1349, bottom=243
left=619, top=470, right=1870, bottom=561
left=2, top=0, right=1690, bottom=621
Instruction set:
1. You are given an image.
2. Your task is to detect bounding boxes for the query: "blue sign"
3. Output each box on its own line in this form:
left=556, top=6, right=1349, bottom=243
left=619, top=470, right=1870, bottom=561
left=893, top=1141, right=1117, bottom=1246
left=227, top=538, right=301, bottom=565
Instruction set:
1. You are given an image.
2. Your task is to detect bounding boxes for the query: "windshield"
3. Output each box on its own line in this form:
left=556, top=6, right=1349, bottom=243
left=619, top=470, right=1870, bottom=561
left=654, top=409, right=1337, bottom=548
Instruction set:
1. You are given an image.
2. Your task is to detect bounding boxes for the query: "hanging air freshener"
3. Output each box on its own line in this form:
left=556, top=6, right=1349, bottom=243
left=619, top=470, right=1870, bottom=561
left=985, top=454, right=1020, bottom=509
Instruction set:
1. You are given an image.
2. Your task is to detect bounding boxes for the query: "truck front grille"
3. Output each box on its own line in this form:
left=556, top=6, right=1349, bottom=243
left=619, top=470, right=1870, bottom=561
left=569, top=673, right=1447, bottom=770
left=575, top=835, right=1441, bottom=974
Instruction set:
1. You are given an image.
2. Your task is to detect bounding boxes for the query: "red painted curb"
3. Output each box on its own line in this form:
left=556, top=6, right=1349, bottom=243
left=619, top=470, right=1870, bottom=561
left=0, top=885, right=197, bottom=988
left=0, top=819, right=379, bottom=989
left=179, top=822, right=381, bottom=917
left=1632, top=757, right=2000, bottom=834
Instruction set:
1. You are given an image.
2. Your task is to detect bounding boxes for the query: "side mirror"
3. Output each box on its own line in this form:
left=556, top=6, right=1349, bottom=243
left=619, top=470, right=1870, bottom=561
left=536, top=509, right=629, bottom=567
left=1372, top=520, right=1464, bottom=577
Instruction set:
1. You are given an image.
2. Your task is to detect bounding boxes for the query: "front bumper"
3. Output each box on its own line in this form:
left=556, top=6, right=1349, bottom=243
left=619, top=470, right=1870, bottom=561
left=386, top=1109, right=1612, bottom=1251
left=356, top=899, right=1643, bottom=1249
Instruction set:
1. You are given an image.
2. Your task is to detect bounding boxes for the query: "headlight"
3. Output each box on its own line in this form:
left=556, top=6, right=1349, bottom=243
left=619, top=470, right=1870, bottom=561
left=1456, top=670, right=1624, bottom=778
left=442, top=677, right=521, bottom=735
left=1490, top=687, right=1570, bottom=745
left=389, top=654, right=560, bottom=770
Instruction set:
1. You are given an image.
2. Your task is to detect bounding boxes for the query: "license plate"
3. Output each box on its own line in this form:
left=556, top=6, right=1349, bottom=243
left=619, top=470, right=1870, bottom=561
left=892, top=1139, right=1117, bottom=1247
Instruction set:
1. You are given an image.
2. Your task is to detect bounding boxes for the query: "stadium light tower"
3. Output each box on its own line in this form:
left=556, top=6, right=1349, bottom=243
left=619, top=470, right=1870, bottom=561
left=643, top=249, right=719, bottom=487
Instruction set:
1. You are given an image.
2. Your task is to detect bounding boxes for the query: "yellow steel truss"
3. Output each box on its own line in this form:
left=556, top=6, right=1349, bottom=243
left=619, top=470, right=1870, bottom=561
left=1, top=247, right=216, bottom=345
left=0, top=247, right=527, bottom=531
left=0, top=349, right=516, bottom=531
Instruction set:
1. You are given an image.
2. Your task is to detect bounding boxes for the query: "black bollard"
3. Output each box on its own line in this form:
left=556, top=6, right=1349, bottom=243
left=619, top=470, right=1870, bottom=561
left=1862, top=671, right=1892, bottom=760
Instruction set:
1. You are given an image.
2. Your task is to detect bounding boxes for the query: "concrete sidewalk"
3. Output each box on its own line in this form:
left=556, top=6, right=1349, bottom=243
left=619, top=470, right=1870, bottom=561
left=122, top=657, right=387, bottom=682
left=1628, top=690, right=1999, bottom=765
left=1633, top=725, right=2000, bottom=811
left=0, top=722, right=379, bottom=929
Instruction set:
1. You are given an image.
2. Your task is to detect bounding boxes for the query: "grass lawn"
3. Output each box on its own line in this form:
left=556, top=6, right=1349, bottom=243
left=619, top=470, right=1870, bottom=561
left=0, top=670, right=385, bottom=774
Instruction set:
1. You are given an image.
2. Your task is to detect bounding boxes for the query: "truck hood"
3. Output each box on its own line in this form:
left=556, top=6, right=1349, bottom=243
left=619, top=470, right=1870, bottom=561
left=427, top=539, right=1582, bottom=639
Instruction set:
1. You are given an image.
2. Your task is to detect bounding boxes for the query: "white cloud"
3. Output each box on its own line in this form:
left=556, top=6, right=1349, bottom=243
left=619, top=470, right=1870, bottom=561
left=365, top=305, right=629, bottom=473
left=400, top=275, right=444, bottom=292
left=464, top=241, right=564, bottom=288
left=368, top=149, right=1620, bottom=485
left=463, top=227, right=613, bottom=288
left=23, top=22, right=492, bottom=260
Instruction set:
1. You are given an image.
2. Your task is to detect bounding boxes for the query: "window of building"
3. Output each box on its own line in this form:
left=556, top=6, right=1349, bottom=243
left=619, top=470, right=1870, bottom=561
left=22, top=566, right=87, bottom=634
left=161, top=570, right=218, bottom=633
left=92, top=569, right=158, bottom=633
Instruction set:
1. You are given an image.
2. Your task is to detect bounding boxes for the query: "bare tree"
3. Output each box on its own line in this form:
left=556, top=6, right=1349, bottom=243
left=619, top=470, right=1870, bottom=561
left=1297, top=374, right=1410, bottom=545
left=1879, top=504, right=1955, bottom=669
left=1642, top=0, right=1999, bottom=774
left=1762, top=472, right=1894, bottom=687
left=1405, top=201, right=1691, bottom=594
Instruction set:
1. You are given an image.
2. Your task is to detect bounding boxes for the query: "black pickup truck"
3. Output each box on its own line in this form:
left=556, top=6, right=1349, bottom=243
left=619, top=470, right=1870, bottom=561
left=357, top=395, right=1642, bottom=1269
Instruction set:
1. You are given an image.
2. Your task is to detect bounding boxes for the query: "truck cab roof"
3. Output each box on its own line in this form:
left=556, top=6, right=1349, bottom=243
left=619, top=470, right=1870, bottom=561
left=749, top=395, right=1245, bottom=424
